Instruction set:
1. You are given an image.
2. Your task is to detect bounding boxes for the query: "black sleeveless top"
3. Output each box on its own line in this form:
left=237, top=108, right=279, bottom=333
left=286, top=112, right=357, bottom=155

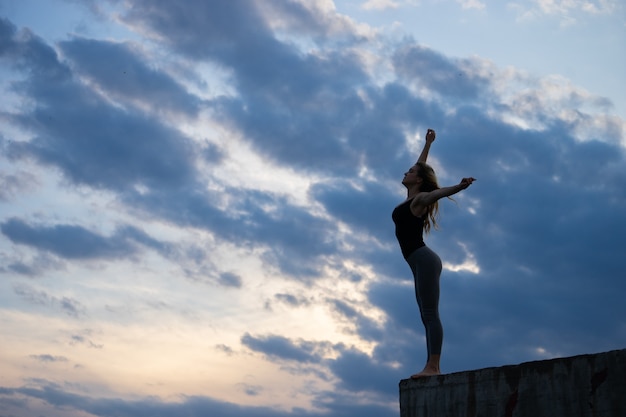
left=392, top=199, right=425, bottom=259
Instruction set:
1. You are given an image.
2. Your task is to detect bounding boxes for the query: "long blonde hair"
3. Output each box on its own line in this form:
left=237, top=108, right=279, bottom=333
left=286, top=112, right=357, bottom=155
left=416, top=162, right=440, bottom=234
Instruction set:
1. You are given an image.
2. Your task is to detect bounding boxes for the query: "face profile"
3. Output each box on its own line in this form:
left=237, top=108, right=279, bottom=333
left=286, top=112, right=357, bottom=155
left=402, top=165, right=422, bottom=187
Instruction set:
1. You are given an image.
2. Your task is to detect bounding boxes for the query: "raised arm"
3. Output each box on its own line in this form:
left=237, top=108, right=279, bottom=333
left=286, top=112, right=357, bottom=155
left=411, top=177, right=476, bottom=211
left=417, top=129, right=436, bottom=164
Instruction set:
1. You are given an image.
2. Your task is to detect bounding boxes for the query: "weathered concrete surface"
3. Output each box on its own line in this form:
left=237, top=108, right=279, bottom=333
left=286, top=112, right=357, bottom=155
left=399, top=349, right=626, bottom=417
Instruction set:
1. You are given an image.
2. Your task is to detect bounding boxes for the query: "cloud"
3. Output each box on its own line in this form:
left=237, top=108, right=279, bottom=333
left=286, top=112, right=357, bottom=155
left=116, top=0, right=373, bottom=174
left=59, top=37, right=203, bottom=117
left=241, top=333, right=327, bottom=364
left=218, top=271, right=243, bottom=288
left=456, top=0, right=486, bottom=10
left=236, top=382, right=263, bottom=396
left=0, top=170, right=38, bottom=201
left=1, top=253, right=62, bottom=277
left=393, top=44, right=491, bottom=100
left=328, top=298, right=384, bottom=341
left=215, top=344, right=235, bottom=356
left=0, top=218, right=162, bottom=260
left=13, top=283, right=87, bottom=318
left=362, top=0, right=400, bottom=11
left=29, top=354, right=69, bottom=363
left=2, top=11, right=347, bottom=278
left=510, top=0, right=622, bottom=24
left=327, top=347, right=398, bottom=395
left=240, top=328, right=401, bottom=402
left=257, top=1, right=369, bottom=42
left=69, top=333, right=103, bottom=349
left=533, top=0, right=619, bottom=15
left=69, top=2, right=626, bottom=372
left=0, top=19, right=198, bottom=192
left=0, top=381, right=398, bottom=417
left=311, top=179, right=398, bottom=243
left=274, top=293, right=311, bottom=307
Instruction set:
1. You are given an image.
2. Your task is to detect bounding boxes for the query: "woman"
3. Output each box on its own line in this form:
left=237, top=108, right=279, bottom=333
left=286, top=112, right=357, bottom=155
left=392, top=128, right=475, bottom=379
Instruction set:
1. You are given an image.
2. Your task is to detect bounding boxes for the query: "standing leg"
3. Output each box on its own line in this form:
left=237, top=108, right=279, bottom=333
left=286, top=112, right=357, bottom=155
left=407, top=246, right=443, bottom=378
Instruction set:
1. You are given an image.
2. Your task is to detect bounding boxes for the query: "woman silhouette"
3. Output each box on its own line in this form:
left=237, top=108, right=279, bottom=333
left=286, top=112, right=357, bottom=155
left=392, top=129, right=475, bottom=378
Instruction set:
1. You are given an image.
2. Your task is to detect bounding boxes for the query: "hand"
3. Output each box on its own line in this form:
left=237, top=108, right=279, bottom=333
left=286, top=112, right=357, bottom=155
left=459, top=177, right=476, bottom=189
left=425, top=129, right=436, bottom=143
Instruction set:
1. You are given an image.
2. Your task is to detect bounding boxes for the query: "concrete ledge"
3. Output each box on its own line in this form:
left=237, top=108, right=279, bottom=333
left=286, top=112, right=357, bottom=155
left=399, top=349, right=626, bottom=417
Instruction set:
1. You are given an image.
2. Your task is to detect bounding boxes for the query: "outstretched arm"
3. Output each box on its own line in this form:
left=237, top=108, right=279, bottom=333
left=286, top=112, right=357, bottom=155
left=417, top=129, right=436, bottom=164
left=411, top=177, right=476, bottom=211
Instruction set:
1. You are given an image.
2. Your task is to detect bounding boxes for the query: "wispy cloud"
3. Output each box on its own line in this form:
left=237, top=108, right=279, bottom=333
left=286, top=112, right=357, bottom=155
left=362, top=0, right=401, bottom=11
left=510, top=0, right=622, bottom=24
left=456, top=0, right=486, bottom=10
left=13, top=283, right=87, bottom=318
left=29, top=354, right=69, bottom=363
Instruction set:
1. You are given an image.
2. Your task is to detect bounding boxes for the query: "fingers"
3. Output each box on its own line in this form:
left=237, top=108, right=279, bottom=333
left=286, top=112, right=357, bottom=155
left=426, top=129, right=436, bottom=141
left=460, top=177, right=476, bottom=188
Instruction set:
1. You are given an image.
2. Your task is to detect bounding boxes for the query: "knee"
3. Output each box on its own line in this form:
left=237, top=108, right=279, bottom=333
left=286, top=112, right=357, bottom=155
left=421, top=308, right=440, bottom=323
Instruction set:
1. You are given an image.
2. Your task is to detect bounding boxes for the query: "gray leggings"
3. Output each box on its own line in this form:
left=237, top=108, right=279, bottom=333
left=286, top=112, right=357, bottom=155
left=406, top=246, right=443, bottom=357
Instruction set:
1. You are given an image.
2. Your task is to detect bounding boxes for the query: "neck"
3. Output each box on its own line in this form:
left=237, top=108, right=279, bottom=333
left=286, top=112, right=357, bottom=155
left=406, top=185, right=421, bottom=199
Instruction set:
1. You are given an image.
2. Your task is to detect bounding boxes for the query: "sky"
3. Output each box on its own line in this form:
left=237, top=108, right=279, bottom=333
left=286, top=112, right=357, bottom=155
left=0, top=0, right=624, bottom=416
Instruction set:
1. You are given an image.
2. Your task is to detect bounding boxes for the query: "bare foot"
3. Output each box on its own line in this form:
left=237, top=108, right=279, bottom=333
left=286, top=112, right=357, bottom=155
left=410, top=368, right=440, bottom=379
